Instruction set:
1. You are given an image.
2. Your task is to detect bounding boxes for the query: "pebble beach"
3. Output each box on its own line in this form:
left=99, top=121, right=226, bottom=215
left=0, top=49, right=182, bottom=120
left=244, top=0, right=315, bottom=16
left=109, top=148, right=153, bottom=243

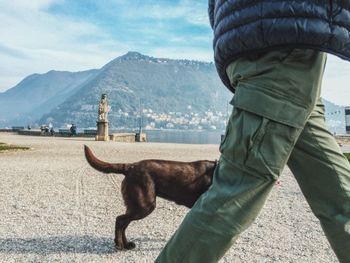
left=0, top=133, right=339, bottom=262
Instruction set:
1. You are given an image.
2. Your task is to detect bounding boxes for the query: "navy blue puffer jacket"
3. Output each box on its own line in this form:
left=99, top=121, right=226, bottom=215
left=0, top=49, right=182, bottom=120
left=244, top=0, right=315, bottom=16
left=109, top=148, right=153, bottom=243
left=209, top=0, right=350, bottom=92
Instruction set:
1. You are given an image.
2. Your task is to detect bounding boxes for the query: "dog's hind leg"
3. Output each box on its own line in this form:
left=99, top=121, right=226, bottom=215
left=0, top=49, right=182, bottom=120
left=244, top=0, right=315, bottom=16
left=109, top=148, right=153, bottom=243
left=115, top=176, right=156, bottom=250
left=115, top=214, right=132, bottom=250
left=115, top=204, right=156, bottom=250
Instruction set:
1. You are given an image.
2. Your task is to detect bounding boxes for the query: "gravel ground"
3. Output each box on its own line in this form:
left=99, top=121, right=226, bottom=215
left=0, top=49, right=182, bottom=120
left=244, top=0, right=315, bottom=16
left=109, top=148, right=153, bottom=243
left=0, top=133, right=340, bottom=263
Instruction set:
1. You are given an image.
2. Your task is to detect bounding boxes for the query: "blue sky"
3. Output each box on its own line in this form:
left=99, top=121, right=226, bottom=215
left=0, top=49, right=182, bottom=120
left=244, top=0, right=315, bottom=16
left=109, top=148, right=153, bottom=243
left=0, top=0, right=349, bottom=105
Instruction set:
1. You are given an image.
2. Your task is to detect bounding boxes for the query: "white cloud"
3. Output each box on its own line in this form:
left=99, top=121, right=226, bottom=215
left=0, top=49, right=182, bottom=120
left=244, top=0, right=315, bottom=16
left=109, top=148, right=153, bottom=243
left=0, top=1, right=349, bottom=109
left=118, top=0, right=209, bottom=26
left=0, top=0, right=213, bottom=92
left=3, top=0, right=60, bottom=10
left=0, top=1, right=131, bottom=91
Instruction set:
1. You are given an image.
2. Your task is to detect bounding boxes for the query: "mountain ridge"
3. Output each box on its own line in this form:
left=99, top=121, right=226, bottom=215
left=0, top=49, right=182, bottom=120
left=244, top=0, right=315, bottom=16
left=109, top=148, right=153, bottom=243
left=0, top=69, right=99, bottom=126
left=38, top=51, right=229, bottom=129
left=0, top=52, right=346, bottom=133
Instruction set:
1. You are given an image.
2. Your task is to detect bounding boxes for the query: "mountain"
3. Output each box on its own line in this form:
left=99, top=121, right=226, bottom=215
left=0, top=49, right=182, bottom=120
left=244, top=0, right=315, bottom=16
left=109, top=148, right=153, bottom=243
left=39, top=52, right=231, bottom=129
left=0, top=69, right=98, bottom=126
left=0, top=51, right=346, bottom=132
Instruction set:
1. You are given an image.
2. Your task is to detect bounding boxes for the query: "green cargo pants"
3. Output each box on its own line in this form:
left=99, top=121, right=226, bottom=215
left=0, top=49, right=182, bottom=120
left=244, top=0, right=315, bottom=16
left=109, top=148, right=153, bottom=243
left=155, top=49, right=350, bottom=263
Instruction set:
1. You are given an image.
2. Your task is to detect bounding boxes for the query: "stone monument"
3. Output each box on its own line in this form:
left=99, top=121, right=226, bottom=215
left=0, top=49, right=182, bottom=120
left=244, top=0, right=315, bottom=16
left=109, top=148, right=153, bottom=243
left=95, top=94, right=109, bottom=141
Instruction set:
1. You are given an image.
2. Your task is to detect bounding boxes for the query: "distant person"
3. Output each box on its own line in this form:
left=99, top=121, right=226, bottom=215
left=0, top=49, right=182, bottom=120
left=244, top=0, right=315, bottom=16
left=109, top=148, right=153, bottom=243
left=70, top=124, right=77, bottom=136
left=50, top=127, right=55, bottom=136
left=27, top=125, right=31, bottom=130
left=156, top=1, right=350, bottom=263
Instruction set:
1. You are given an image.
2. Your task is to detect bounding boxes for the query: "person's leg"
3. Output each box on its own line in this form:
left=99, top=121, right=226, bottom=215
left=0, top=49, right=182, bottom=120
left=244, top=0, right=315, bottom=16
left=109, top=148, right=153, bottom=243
left=156, top=49, right=326, bottom=263
left=156, top=108, right=301, bottom=263
left=287, top=100, right=350, bottom=263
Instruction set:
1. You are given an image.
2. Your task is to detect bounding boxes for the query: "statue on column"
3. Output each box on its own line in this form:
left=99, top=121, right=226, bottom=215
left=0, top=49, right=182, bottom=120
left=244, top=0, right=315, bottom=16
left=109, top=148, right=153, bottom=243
left=98, top=94, right=108, bottom=121
left=96, top=93, right=109, bottom=141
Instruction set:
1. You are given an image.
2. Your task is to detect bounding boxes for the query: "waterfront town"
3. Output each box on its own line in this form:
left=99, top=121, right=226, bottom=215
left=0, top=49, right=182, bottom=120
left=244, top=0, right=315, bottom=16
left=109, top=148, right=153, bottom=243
left=109, top=107, right=228, bottom=131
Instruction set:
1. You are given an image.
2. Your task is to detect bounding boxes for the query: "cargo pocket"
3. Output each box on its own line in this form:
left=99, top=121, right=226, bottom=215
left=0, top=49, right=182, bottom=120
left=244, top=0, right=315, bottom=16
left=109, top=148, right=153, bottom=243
left=244, top=116, right=300, bottom=180
left=220, top=107, right=268, bottom=168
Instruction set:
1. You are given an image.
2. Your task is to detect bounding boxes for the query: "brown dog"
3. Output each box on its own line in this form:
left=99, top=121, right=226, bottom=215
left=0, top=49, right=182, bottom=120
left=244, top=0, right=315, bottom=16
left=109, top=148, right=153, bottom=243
left=84, top=145, right=217, bottom=250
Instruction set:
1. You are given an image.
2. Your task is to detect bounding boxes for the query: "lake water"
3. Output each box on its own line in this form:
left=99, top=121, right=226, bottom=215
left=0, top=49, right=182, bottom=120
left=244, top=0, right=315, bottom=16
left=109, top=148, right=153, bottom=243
left=145, top=129, right=223, bottom=144
left=112, top=129, right=224, bottom=144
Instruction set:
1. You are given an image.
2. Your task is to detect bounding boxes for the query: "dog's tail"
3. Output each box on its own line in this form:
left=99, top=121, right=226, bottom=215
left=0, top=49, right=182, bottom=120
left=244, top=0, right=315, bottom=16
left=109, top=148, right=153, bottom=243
left=84, top=145, right=128, bottom=175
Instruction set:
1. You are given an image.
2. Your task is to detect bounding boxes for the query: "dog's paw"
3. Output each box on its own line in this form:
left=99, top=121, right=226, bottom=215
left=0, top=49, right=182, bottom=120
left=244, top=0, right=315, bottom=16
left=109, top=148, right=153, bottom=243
left=125, top=242, right=136, bottom=250
left=115, top=244, right=123, bottom=251
left=114, top=242, right=135, bottom=251
left=114, top=241, right=125, bottom=251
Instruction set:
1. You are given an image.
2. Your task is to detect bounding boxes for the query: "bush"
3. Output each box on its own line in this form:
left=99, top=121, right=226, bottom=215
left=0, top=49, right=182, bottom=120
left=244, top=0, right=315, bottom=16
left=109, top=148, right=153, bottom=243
left=0, top=142, right=29, bottom=152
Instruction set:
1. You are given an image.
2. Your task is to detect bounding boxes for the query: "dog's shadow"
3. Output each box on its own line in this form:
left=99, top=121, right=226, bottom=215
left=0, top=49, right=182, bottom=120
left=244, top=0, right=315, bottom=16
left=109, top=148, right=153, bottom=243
left=0, top=235, right=165, bottom=255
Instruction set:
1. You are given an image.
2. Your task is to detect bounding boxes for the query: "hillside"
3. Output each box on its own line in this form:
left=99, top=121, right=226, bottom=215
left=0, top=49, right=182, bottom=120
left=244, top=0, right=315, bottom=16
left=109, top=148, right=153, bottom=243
left=0, top=69, right=98, bottom=126
left=39, top=52, right=231, bottom=129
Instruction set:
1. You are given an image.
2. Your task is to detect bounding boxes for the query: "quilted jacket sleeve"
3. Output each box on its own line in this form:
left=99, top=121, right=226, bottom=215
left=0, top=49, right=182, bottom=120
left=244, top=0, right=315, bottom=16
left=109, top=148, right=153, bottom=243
left=208, top=0, right=215, bottom=29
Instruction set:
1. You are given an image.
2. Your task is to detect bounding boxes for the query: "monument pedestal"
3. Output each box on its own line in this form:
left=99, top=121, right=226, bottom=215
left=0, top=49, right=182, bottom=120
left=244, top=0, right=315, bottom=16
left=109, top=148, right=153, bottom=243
left=95, top=121, right=109, bottom=141
left=135, top=132, right=147, bottom=142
